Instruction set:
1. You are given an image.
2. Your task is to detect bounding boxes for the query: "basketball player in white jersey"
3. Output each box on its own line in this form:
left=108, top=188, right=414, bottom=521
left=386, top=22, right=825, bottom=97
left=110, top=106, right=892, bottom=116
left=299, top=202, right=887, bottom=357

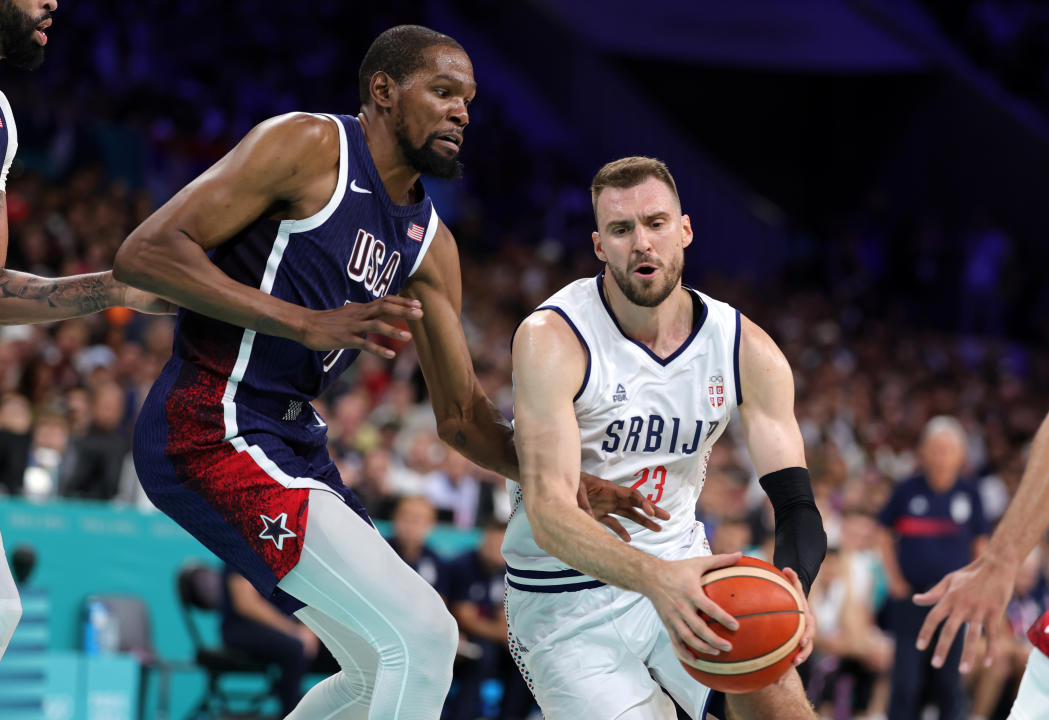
left=914, top=410, right=1049, bottom=720
left=0, top=0, right=170, bottom=662
left=506, top=157, right=826, bottom=719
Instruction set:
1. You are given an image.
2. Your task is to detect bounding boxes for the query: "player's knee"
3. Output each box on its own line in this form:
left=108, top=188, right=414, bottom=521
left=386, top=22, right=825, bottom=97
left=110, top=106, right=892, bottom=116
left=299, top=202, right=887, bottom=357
left=403, top=585, right=455, bottom=641
left=415, top=599, right=457, bottom=659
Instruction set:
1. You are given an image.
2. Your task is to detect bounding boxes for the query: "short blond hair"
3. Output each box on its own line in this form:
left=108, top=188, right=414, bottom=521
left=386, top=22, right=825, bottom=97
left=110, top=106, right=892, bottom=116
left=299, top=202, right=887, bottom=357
left=590, top=156, right=681, bottom=223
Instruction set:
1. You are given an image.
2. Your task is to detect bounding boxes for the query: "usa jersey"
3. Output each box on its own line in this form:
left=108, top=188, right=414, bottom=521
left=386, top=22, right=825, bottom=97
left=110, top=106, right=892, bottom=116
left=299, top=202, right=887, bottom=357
left=502, top=274, right=741, bottom=592
left=165, top=113, right=438, bottom=445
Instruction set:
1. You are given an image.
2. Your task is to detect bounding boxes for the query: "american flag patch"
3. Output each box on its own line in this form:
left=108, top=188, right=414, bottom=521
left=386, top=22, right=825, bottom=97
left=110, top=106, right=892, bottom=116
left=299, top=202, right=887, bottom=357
left=406, top=222, right=425, bottom=242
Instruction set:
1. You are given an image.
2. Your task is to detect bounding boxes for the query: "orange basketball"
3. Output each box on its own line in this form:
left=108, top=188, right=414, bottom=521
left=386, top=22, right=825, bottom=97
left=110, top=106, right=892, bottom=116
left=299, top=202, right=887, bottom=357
left=677, top=556, right=805, bottom=694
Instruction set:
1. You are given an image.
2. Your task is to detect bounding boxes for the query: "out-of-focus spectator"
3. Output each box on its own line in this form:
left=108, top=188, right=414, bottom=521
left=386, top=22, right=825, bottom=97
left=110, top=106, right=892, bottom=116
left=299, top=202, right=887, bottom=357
left=445, top=520, right=535, bottom=720
left=391, top=428, right=446, bottom=499
left=426, top=449, right=483, bottom=529
left=387, top=495, right=447, bottom=597
left=22, top=413, right=69, bottom=500
left=62, top=381, right=129, bottom=500
left=876, top=416, right=989, bottom=720
left=329, top=388, right=379, bottom=462
left=220, top=566, right=337, bottom=717
left=710, top=514, right=754, bottom=556
left=808, top=508, right=892, bottom=719
left=350, top=447, right=398, bottom=520
left=0, top=393, right=32, bottom=495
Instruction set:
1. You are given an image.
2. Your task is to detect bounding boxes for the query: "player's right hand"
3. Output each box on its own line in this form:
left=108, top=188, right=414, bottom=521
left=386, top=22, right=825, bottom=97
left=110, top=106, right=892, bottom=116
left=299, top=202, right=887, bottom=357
left=578, top=472, right=671, bottom=541
left=646, top=552, right=741, bottom=660
left=299, top=296, right=423, bottom=357
left=913, top=554, right=1017, bottom=673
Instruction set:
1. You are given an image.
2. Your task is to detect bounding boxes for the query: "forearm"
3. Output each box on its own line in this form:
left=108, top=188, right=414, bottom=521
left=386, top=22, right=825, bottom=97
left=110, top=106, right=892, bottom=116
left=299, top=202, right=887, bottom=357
left=0, top=268, right=121, bottom=324
left=528, top=495, right=661, bottom=592
left=985, top=413, right=1049, bottom=566
left=114, top=230, right=305, bottom=341
left=759, top=467, right=826, bottom=594
left=437, top=390, right=519, bottom=481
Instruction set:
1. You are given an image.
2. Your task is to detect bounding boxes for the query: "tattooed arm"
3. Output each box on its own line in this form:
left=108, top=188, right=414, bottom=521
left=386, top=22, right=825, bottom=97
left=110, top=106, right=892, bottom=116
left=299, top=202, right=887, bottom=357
left=0, top=267, right=116, bottom=324
left=0, top=196, right=173, bottom=325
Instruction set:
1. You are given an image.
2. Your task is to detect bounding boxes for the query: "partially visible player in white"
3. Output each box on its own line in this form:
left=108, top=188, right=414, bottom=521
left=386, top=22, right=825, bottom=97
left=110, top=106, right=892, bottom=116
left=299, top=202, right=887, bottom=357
left=0, top=0, right=171, bottom=661
left=914, top=411, right=1049, bottom=720
left=507, top=156, right=826, bottom=719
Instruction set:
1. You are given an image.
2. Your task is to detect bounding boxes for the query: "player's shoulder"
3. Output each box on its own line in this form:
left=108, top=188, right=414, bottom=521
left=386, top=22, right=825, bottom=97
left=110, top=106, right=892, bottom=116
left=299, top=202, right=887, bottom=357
left=738, top=313, right=789, bottom=373
left=516, top=306, right=578, bottom=344
left=243, top=112, right=339, bottom=170
left=513, top=304, right=590, bottom=381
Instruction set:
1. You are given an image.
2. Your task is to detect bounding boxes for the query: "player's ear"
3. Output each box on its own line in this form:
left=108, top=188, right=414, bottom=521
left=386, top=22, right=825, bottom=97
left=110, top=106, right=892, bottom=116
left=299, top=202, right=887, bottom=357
left=681, top=214, right=693, bottom=249
left=592, top=231, right=607, bottom=262
left=369, top=71, right=397, bottom=111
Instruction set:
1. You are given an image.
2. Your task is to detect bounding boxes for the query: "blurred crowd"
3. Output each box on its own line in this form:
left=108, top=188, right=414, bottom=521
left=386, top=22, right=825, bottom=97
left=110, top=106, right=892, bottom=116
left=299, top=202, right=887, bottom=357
left=0, top=1, right=1047, bottom=717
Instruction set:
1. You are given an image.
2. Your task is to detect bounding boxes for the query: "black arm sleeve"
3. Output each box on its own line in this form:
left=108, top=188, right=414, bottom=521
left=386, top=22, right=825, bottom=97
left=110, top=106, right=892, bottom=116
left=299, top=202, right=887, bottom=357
left=759, top=466, right=827, bottom=595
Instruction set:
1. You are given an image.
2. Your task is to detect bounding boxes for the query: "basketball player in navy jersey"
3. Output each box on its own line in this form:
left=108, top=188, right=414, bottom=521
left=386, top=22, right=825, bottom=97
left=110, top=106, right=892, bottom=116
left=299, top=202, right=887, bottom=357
left=114, top=25, right=661, bottom=719
left=914, top=410, right=1049, bottom=719
left=0, top=0, right=169, bottom=661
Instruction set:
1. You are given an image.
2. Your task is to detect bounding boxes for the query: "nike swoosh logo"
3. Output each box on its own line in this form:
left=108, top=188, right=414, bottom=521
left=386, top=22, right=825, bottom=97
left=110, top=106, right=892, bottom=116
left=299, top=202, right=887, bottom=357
left=350, top=179, right=372, bottom=194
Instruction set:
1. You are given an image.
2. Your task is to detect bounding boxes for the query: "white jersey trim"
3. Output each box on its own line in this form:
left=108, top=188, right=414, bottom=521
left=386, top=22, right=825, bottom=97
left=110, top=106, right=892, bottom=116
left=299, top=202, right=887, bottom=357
left=534, top=305, right=591, bottom=401
left=281, top=113, right=349, bottom=234
left=408, top=205, right=440, bottom=277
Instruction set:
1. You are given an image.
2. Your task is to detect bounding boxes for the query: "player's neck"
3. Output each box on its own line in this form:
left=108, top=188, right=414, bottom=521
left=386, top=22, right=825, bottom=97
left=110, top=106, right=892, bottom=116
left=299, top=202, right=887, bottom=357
left=357, top=111, right=423, bottom=205
left=601, top=274, right=694, bottom=358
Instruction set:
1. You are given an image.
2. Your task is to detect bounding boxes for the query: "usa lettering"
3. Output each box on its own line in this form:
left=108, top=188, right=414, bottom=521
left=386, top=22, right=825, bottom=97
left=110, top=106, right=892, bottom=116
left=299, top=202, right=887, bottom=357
left=601, top=415, right=703, bottom=455
left=347, top=228, right=401, bottom=298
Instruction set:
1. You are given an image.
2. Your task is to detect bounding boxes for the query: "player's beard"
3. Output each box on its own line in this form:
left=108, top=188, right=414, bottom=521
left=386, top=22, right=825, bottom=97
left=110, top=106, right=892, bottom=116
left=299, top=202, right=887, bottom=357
left=0, top=0, right=46, bottom=71
left=394, top=116, right=464, bottom=181
left=608, top=252, right=683, bottom=308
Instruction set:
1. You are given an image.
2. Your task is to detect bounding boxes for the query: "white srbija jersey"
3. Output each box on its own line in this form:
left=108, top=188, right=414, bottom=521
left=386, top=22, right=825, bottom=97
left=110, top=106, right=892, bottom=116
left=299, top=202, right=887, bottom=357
left=503, top=273, right=742, bottom=592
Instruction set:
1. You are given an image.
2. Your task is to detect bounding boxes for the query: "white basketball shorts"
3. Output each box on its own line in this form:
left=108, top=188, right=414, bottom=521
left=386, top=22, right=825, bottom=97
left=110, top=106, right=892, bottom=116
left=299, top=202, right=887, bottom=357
left=505, top=522, right=715, bottom=719
left=1009, top=647, right=1049, bottom=720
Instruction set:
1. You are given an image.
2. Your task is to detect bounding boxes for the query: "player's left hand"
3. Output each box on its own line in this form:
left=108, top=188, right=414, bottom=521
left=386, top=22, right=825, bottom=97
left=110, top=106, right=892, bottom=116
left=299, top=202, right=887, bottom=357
left=577, top=472, right=671, bottom=542
left=120, top=284, right=177, bottom=314
left=782, top=567, right=815, bottom=666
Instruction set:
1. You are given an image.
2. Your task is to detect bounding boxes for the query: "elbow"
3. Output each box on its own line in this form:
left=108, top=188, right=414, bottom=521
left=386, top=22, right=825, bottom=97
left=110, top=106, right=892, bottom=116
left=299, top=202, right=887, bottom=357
left=435, top=414, right=465, bottom=450
left=112, top=231, right=160, bottom=291
left=436, top=398, right=481, bottom=452
left=522, top=493, right=557, bottom=554
left=112, top=237, right=142, bottom=286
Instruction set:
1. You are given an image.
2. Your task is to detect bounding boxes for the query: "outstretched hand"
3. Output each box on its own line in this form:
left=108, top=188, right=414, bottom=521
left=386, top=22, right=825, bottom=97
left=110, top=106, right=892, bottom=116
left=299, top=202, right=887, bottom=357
left=577, top=472, right=671, bottom=542
left=299, top=296, right=423, bottom=358
left=912, top=555, right=1017, bottom=673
